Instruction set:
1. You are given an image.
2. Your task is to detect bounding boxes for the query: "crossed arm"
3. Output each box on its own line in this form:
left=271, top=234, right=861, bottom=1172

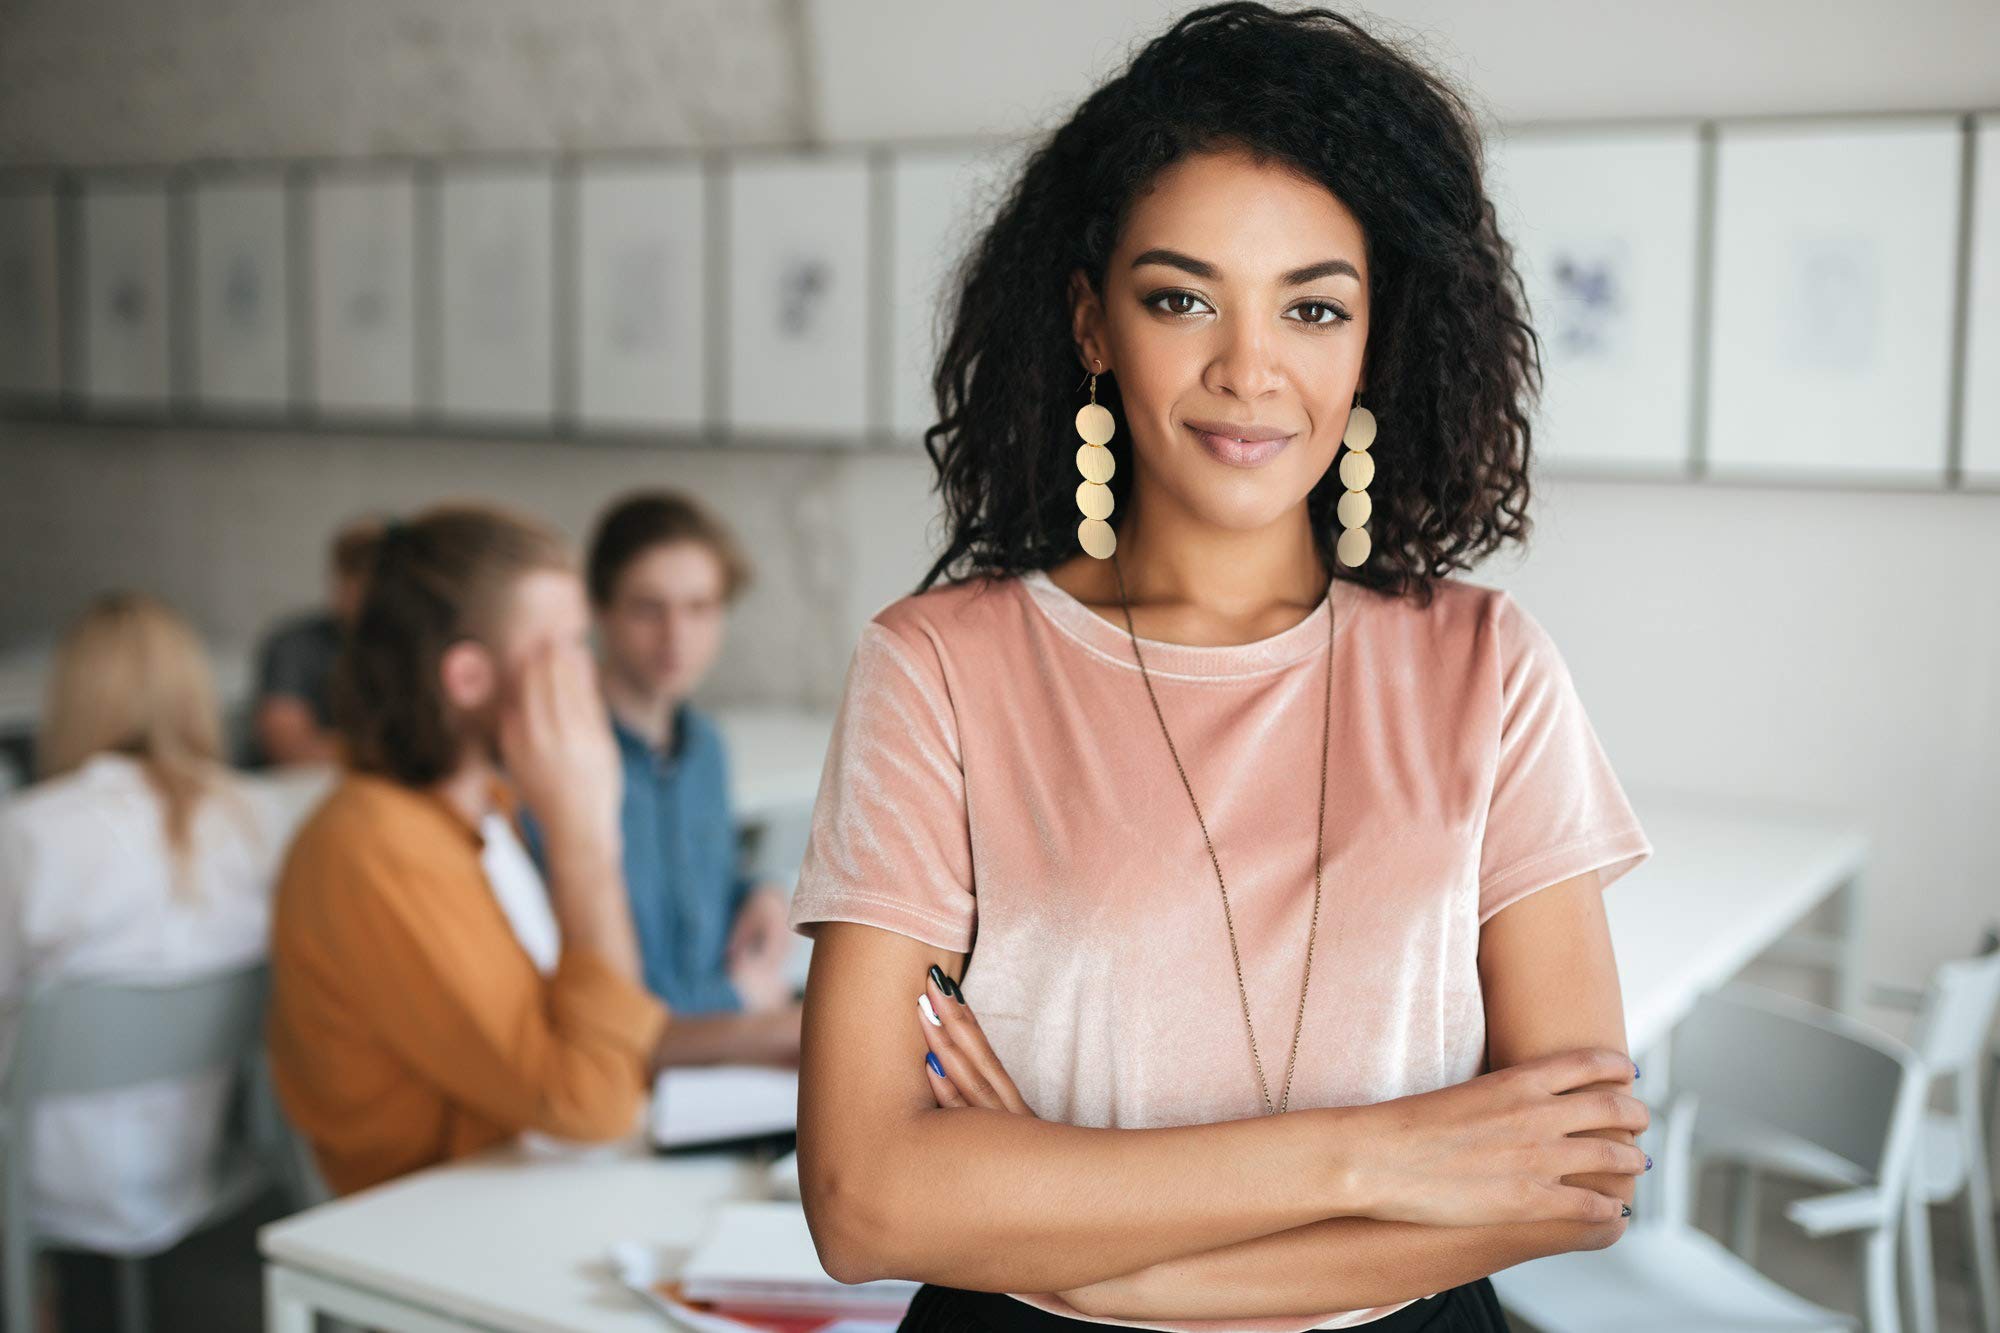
left=795, top=868, right=1640, bottom=1316
left=1047, top=869, right=1639, bottom=1319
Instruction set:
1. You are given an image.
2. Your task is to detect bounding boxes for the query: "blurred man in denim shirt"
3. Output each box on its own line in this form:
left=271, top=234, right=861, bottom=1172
left=530, top=491, right=800, bottom=1066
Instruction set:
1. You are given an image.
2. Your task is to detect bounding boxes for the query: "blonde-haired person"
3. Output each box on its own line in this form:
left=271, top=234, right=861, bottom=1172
left=0, top=592, right=329, bottom=1256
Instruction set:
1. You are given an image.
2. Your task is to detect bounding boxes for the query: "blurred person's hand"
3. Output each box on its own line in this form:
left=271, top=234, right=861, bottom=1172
left=727, top=884, right=794, bottom=1011
left=499, top=639, right=622, bottom=857
left=499, top=636, right=642, bottom=980
left=651, top=1000, right=803, bottom=1071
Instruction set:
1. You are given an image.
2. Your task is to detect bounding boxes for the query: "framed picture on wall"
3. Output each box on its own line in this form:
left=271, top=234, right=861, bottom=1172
left=78, top=176, right=172, bottom=409
left=307, top=165, right=419, bottom=420
left=1485, top=124, right=1704, bottom=474
left=885, top=142, right=1022, bottom=443
left=1963, top=113, right=2000, bottom=488
left=435, top=163, right=555, bottom=425
left=191, top=173, right=290, bottom=412
left=1705, top=115, right=1962, bottom=483
left=722, top=152, right=872, bottom=439
left=574, top=159, right=707, bottom=433
left=0, top=180, right=62, bottom=401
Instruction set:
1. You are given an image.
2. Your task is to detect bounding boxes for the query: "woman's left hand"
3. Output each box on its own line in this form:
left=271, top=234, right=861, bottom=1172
left=918, top=965, right=1038, bottom=1118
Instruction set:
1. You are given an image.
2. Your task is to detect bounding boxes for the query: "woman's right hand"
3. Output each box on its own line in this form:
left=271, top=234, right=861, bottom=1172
left=1340, top=1046, right=1649, bottom=1228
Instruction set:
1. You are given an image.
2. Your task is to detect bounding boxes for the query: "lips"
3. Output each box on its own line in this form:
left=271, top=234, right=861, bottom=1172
left=1183, top=417, right=1293, bottom=442
left=1186, top=421, right=1294, bottom=467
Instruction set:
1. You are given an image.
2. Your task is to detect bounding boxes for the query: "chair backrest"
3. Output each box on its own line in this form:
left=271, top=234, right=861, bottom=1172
left=243, top=1043, right=333, bottom=1209
left=1908, top=948, right=2000, bottom=1081
left=1670, top=980, right=1929, bottom=1199
left=4, top=962, right=270, bottom=1103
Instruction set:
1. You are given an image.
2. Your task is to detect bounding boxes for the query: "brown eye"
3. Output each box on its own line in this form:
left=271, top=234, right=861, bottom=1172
left=1142, top=289, right=1213, bottom=318
left=1288, top=301, right=1352, bottom=328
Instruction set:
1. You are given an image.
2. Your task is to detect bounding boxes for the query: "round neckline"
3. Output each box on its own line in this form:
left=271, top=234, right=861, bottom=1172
left=1017, top=566, right=1367, bottom=679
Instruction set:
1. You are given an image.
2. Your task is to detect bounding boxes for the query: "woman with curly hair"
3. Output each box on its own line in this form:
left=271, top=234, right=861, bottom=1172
left=786, top=5, right=1656, bottom=1329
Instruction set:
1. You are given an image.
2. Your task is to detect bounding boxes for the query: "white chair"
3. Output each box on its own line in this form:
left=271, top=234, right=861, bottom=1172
left=1492, top=980, right=1931, bottom=1333
left=1, top=963, right=294, bottom=1333
left=1704, top=946, right=2000, bottom=1333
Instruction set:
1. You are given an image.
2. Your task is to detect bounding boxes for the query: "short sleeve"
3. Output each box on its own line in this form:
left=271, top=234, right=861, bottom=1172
left=1477, top=593, right=1653, bottom=924
left=786, top=619, right=976, bottom=952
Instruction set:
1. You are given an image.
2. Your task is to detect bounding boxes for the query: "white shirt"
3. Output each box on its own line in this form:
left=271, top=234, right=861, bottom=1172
left=0, top=753, right=331, bottom=1253
left=478, top=810, right=622, bottom=1163
left=478, top=810, right=560, bottom=976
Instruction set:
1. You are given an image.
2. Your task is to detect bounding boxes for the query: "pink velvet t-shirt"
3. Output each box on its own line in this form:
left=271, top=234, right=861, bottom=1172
left=787, top=566, right=1653, bottom=1332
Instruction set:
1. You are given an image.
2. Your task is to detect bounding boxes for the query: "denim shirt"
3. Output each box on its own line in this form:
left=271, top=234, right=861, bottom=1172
left=523, top=700, right=754, bottom=1015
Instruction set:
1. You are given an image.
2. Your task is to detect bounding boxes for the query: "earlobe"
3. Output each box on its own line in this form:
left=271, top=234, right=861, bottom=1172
left=438, top=640, right=496, bottom=712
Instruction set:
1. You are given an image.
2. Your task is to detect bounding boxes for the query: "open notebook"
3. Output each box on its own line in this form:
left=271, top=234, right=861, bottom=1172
left=649, top=1066, right=800, bottom=1151
left=677, top=1201, right=918, bottom=1320
left=612, top=1231, right=903, bottom=1333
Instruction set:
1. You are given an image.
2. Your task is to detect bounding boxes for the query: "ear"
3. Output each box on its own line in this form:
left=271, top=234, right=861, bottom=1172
left=438, top=639, right=498, bottom=714
left=1067, top=268, right=1109, bottom=376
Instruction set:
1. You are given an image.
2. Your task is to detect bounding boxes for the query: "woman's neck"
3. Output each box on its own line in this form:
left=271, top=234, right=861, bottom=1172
left=1043, top=499, right=1329, bottom=648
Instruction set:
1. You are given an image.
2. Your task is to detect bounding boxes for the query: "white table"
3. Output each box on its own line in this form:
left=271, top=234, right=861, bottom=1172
left=1611, top=785, right=1871, bottom=1057
left=263, top=1140, right=775, bottom=1333
left=260, top=789, right=1870, bottom=1332
left=1508, top=782, right=1871, bottom=1285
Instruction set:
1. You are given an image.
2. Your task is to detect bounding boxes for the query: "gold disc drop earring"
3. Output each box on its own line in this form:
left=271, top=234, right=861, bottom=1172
left=1335, top=390, right=1376, bottom=568
left=1076, top=359, right=1117, bottom=560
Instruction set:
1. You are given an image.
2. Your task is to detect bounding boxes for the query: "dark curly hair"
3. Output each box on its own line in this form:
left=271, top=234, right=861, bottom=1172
left=917, top=2, right=1540, bottom=609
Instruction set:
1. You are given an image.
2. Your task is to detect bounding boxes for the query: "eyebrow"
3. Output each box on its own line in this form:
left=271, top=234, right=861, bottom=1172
left=1130, top=247, right=1360, bottom=286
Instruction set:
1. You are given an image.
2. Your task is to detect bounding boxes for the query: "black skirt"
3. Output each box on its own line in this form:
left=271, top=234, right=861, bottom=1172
left=897, top=1276, right=1509, bottom=1332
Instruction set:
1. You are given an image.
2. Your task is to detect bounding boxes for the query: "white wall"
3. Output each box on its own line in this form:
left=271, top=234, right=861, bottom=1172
left=0, top=0, right=807, bottom=163
left=0, top=0, right=914, bottom=714
left=806, top=0, right=2000, bottom=139
left=2, top=0, right=1996, bottom=1009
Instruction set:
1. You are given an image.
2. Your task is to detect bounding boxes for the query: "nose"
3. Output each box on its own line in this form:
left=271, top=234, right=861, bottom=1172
left=1203, top=312, right=1285, bottom=403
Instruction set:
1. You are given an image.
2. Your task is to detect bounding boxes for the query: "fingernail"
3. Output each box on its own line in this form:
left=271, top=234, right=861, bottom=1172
left=918, top=994, right=942, bottom=1027
left=1645, top=1154, right=1653, bottom=1172
left=1620, top=1204, right=1631, bottom=1218
left=1633, top=1061, right=1641, bottom=1080
left=927, top=964, right=961, bottom=1002
left=925, top=1052, right=944, bottom=1077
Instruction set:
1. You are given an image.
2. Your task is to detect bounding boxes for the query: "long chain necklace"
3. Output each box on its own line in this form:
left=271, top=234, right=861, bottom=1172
left=1107, top=547, right=1334, bottom=1116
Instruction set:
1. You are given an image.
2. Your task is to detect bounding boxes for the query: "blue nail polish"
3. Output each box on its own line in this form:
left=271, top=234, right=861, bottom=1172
left=925, top=1052, right=944, bottom=1077
left=1644, top=1154, right=1653, bottom=1171
left=1633, top=1061, right=1641, bottom=1080
left=1620, top=1203, right=1631, bottom=1218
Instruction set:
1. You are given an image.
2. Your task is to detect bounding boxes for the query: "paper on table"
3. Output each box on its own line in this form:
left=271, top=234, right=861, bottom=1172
left=610, top=1241, right=897, bottom=1333
left=650, top=1066, right=799, bottom=1150
left=648, top=1286, right=898, bottom=1333
left=680, top=1201, right=918, bottom=1318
